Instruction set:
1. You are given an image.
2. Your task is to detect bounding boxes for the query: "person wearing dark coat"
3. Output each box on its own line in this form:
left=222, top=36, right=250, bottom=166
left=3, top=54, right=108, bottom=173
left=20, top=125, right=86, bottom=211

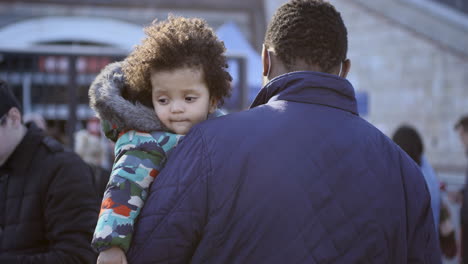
left=392, top=125, right=440, bottom=231
left=126, top=0, right=441, bottom=263
left=456, top=115, right=468, bottom=263
left=0, top=80, right=99, bottom=263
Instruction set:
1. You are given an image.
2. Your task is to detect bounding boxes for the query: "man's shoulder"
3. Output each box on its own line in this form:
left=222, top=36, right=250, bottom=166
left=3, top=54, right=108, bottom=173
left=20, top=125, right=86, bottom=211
left=37, top=135, right=88, bottom=167
left=197, top=109, right=257, bottom=132
left=40, top=136, right=64, bottom=153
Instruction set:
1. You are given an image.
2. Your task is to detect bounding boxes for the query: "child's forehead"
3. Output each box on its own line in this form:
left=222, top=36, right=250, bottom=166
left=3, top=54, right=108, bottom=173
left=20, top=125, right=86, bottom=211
left=150, top=66, right=204, bottom=78
left=152, top=87, right=203, bottom=94
left=151, top=66, right=208, bottom=95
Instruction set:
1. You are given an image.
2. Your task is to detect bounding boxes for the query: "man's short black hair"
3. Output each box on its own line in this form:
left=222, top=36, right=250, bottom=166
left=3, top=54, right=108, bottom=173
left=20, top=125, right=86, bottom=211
left=265, top=0, right=348, bottom=73
left=455, top=115, right=468, bottom=131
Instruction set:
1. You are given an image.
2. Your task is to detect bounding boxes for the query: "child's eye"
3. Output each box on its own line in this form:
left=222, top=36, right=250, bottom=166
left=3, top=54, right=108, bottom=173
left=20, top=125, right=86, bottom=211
left=157, top=98, right=169, bottom=105
left=185, top=96, right=197, bottom=102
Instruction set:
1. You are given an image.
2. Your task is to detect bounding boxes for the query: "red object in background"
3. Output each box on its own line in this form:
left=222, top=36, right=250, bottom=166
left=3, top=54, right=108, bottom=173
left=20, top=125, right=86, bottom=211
left=38, top=56, right=111, bottom=73
left=440, top=181, right=447, bottom=191
left=39, top=56, right=68, bottom=73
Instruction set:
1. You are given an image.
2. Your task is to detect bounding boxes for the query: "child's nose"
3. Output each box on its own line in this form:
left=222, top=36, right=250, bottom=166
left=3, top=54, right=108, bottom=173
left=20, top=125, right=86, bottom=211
left=170, top=101, right=184, bottom=113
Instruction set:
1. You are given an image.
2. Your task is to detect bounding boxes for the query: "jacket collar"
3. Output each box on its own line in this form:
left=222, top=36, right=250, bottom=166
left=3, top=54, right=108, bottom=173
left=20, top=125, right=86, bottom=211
left=250, top=71, right=358, bottom=116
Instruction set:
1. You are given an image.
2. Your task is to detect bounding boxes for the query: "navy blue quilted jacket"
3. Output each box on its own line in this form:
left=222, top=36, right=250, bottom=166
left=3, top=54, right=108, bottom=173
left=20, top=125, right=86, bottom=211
left=127, top=71, right=441, bottom=263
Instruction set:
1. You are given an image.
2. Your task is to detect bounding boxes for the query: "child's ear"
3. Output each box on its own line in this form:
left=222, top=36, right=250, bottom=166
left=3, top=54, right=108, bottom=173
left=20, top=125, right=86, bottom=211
left=209, top=97, right=218, bottom=114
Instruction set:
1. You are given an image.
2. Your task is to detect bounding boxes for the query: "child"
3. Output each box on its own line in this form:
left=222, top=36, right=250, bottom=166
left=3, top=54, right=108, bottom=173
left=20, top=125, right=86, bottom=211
left=88, top=16, right=232, bottom=264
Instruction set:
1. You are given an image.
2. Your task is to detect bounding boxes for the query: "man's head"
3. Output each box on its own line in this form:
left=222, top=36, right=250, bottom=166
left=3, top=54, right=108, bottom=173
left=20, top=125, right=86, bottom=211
left=0, top=80, right=26, bottom=166
left=263, top=0, right=350, bottom=85
left=455, top=115, right=468, bottom=152
left=122, top=15, right=232, bottom=109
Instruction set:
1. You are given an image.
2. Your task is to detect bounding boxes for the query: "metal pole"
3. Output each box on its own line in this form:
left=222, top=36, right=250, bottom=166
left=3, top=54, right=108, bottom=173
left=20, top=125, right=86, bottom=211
left=67, top=56, right=78, bottom=149
left=22, top=73, right=32, bottom=115
left=237, top=57, right=248, bottom=109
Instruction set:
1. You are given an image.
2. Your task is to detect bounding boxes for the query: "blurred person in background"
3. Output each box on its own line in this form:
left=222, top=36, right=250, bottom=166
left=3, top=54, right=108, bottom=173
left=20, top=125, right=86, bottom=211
left=392, top=125, right=440, bottom=231
left=74, top=116, right=112, bottom=199
left=455, top=115, right=468, bottom=263
left=392, top=125, right=453, bottom=260
left=0, top=80, right=99, bottom=263
left=126, top=0, right=440, bottom=263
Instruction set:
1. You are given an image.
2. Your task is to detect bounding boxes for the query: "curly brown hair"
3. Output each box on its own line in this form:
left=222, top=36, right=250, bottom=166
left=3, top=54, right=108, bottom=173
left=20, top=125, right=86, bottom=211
left=122, top=15, right=232, bottom=107
left=265, top=0, right=347, bottom=73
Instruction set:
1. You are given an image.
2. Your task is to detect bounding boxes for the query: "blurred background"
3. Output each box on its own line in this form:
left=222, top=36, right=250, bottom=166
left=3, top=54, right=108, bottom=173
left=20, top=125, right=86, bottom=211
left=0, top=0, right=467, bottom=261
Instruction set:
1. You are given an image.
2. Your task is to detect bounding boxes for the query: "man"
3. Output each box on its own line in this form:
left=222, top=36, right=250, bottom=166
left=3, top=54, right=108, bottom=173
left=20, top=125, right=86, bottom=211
left=0, top=80, right=99, bottom=263
left=456, top=115, right=468, bottom=263
left=127, top=0, right=440, bottom=262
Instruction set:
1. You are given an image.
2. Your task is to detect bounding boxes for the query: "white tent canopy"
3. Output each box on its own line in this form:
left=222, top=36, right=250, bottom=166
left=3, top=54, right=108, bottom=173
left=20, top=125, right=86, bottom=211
left=0, top=16, right=144, bottom=51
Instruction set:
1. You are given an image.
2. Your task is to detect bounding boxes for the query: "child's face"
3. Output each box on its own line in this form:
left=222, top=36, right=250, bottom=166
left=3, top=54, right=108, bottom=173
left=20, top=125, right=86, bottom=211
left=151, top=67, right=216, bottom=135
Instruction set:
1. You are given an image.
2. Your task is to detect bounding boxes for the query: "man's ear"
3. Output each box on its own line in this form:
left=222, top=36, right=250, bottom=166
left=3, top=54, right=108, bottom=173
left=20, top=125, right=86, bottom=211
left=262, top=44, right=270, bottom=77
left=341, top=59, right=351, bottom=78
left=8, top=107, right=22, bottom=127
left=209, top=97, right=218, bottom=114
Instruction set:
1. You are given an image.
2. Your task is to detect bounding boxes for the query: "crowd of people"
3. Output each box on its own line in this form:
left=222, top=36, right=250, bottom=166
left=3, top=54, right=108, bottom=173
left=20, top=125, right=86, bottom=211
left=0, top=0, right=466, bottom=263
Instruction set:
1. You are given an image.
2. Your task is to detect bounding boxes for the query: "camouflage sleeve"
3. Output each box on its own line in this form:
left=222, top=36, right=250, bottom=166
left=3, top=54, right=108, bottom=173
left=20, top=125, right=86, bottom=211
left=92, top=130, right=182, bottom=252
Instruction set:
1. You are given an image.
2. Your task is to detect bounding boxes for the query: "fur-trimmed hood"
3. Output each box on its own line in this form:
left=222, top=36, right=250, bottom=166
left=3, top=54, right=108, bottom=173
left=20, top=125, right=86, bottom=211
left=88, top=61, right=163, bottom=133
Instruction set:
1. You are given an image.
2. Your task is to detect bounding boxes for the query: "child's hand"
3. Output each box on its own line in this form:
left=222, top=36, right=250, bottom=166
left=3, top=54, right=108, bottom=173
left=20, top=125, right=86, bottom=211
left=97, top=247, right=128, bottom=264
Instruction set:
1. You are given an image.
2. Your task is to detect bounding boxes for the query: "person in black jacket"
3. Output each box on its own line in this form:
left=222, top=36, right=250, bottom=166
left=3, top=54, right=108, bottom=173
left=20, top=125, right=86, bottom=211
left=0, top=80, right=99, bottom=263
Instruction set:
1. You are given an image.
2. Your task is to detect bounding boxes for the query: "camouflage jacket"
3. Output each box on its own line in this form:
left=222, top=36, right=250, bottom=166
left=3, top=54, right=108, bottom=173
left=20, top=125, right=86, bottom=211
left=88, top=62, right=179, bottom=252
left=92, top=128, right=182, bottom=252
